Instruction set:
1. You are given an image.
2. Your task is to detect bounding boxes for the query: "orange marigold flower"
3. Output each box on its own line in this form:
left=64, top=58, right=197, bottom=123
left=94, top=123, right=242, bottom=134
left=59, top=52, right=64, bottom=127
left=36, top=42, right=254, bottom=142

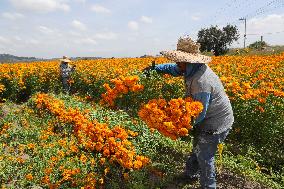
left=26, top=173, right=33, bottom=180
left=178, top=128, right=189, bottom=136
left=27, top=143, right=35, bottom=150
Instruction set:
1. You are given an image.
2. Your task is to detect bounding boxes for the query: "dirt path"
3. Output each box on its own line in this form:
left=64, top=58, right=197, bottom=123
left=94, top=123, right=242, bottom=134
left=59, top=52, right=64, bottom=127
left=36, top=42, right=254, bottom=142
left=163, top=169, right=271, bottom=189
left=0, top=103, right=20, bottom=119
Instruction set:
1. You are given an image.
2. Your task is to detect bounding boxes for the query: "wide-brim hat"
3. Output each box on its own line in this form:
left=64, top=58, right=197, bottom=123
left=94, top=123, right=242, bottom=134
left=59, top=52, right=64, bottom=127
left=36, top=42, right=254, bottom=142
left=160, top=36, right=211, bottom=64
left=60, top=56, right=71, bottom=63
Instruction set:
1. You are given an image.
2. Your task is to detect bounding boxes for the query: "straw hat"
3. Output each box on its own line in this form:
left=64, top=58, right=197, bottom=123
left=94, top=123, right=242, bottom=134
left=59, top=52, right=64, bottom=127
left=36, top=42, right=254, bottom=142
left=60, top=56, right=71, bottom=63
left=160, top=36, right=211, bottom=64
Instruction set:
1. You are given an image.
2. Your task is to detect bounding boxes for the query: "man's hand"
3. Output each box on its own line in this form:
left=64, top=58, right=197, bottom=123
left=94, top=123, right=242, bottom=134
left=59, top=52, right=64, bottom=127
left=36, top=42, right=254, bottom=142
left=142, top=61, right=156, bottom=77
left=142, top=66, right=154, bottom=77
left=71, top=65, right=76, bottom=71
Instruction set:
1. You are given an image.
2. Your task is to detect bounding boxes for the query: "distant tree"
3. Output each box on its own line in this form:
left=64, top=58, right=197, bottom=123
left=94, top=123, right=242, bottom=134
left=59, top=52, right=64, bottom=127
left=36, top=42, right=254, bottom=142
left=197, top=25, right=239, bottom=56
left=248, top=41, right=268, bottom=49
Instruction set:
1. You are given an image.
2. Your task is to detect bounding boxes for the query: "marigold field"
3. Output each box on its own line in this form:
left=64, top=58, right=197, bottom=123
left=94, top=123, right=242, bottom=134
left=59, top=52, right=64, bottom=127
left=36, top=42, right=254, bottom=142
left=0, top=53, right=283, bottom=188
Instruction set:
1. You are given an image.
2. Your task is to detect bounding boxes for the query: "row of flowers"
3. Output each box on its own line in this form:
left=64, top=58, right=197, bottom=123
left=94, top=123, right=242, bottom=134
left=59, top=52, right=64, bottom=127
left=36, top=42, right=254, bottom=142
left=1, top=54, right=283, bottom=103
left=34, top=93, right=150, bottom=170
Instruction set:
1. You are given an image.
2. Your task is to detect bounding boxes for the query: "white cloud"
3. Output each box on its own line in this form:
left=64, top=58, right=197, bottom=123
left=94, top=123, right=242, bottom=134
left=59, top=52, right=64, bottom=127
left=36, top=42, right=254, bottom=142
left=0, top=36, right=11, bottom=44
left=91, top=5, right=111, bottom=14
left=75, top=37, right=97, bottom=45
left=248, top=14, right=284, bottom=34
left=2, top=12, right=24, bottom=20
left=128, top=21, right=139, bottom=30
left=190, top=15, right=201, bottom=21
left=73, top=0, right=86, bottom=4
left=13, top=36, right=22, bottom=41
left=69, top=31, right=82, bottom=37
left=27, top=39, right=40, bottom=45
left=71, top=20, right=87, bottom=31
left=9, top=0, right=70, bottom=13
left=94, top=32, right=117, bottom=40
left=37, top=26, right=55, bottom=34
left=140, top=16, right=153, bottom=24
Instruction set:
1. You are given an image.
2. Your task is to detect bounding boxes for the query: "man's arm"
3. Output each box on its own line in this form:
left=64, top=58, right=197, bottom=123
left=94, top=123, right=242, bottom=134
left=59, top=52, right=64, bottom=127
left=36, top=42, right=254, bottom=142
left=59, top=64, right=64, bottom=75
left=71, top=65, right=76, bottom=72
left=144, top=63, right=183, bottom=77
left=192, top=92, right=211, bottom=125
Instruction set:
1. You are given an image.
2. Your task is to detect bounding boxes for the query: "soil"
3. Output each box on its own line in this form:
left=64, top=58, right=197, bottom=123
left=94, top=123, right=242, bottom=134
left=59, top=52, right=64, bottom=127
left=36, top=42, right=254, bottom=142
left=163, top=168, right=271, bottom=189
left=0, top=103, right=20, bottom=119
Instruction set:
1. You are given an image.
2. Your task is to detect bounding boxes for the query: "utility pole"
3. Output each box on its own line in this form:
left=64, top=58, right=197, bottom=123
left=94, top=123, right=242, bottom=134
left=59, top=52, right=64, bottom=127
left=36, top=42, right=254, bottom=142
left=239, top=18, right=247, bottom=48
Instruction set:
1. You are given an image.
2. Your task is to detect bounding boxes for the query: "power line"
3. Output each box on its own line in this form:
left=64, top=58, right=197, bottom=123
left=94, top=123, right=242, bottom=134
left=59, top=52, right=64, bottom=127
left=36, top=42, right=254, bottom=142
left=246, top=30, right=284, bottom=35
left=182, top=0, right=284, bottom=42
left=244, top=0, right=284, bottom=19
left=222, top=0, right=284, bottom=26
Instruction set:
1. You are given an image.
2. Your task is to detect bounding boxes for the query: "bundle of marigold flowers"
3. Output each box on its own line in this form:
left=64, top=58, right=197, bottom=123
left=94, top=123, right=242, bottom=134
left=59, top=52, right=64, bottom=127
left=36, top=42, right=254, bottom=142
left=138, top=97, right=203, bottom=140
left=101, top=75, right=144, bottom=107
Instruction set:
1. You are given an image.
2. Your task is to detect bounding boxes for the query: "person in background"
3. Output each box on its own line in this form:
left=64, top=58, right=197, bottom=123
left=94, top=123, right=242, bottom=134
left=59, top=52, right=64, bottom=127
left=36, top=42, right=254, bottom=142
left=143, top=36, right=234, bottom=189
left=59, top=56, right=76, bottom=93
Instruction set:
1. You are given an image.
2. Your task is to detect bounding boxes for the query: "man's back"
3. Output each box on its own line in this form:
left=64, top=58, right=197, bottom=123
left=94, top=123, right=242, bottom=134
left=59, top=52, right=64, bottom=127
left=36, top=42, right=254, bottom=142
left=186, top=64, right=234, bottom=134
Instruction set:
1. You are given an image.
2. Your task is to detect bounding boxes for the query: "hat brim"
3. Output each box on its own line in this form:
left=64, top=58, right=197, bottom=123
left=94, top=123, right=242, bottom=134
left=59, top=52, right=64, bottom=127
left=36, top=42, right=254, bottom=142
left=160, top=50, right=211, bottom=64
left=60, top=59, right=71, bottom=63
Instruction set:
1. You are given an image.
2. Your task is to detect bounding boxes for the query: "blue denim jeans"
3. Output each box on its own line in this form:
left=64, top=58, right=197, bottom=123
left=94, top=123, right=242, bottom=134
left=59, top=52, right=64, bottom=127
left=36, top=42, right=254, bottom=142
left=62, top=77, right=71, bottom=93
left=185, top=128, right=231, bottom=189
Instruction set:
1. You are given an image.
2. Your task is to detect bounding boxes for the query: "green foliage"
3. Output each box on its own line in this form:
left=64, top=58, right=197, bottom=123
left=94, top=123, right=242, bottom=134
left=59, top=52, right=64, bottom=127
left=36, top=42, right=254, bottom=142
left=219, top=151, right=284, bottom=189
left=197, top=25, right=239, bottom=56
left=229, top=95, right=284, bottom=172
left=248, top=41, right=268, bottom=50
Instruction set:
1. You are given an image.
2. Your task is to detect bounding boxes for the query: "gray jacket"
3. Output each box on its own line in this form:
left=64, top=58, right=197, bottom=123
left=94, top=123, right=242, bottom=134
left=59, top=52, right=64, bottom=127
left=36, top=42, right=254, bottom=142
left=185, top=64, right=234, bottom=134
left=60, top=63, right=74, bottom=78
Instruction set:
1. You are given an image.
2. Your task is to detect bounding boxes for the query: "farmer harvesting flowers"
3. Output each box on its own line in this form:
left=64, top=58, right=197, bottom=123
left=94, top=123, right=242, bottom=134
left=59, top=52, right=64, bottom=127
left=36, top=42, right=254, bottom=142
left=59, top=56, right=76, bottom=93
left=143, top=36, right=234, bottom=189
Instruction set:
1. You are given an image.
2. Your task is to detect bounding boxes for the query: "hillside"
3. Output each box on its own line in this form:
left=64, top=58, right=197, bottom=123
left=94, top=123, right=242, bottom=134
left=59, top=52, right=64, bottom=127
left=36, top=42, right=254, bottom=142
left=0, top=54, right=42, bottom=63
left=0, top=54, right=104, bottom=63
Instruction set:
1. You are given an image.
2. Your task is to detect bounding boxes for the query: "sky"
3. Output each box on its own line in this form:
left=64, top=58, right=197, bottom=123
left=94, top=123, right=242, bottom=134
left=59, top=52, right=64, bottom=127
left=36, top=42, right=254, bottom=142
left=0, top=0, right=284, bottom=58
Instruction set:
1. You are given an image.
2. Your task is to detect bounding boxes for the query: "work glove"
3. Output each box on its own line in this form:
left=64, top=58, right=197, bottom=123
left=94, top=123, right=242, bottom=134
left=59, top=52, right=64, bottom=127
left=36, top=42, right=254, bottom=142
left=71, top=65, right=76, bottom=71
left=142, top=61, right=156, bottom=77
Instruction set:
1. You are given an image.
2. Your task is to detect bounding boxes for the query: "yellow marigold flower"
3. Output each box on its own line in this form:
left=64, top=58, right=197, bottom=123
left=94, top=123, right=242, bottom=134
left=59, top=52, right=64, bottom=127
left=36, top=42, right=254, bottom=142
left=123, top=172, right=130, bottom=180
left=133, top=160, right=143, bottom=169
left=104, top=167, right=110, bottom=175
left=99, top=178, right=104, bottom=185
left=0, top=84, right=5, bottom=93
left=217, top=143, right=224, bottom=157
left=100, top=158, right=106, bottom=165
left=80, top=154, right=88, bottom=163
left=70, top=144, right=79, bottom=153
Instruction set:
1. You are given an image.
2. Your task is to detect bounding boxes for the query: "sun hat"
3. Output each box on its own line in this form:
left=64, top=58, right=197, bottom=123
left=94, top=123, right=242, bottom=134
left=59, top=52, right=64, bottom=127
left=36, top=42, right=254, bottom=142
left=60, top=56, right=71, bottom=63
left=160, top=36, right=211, bottom=64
